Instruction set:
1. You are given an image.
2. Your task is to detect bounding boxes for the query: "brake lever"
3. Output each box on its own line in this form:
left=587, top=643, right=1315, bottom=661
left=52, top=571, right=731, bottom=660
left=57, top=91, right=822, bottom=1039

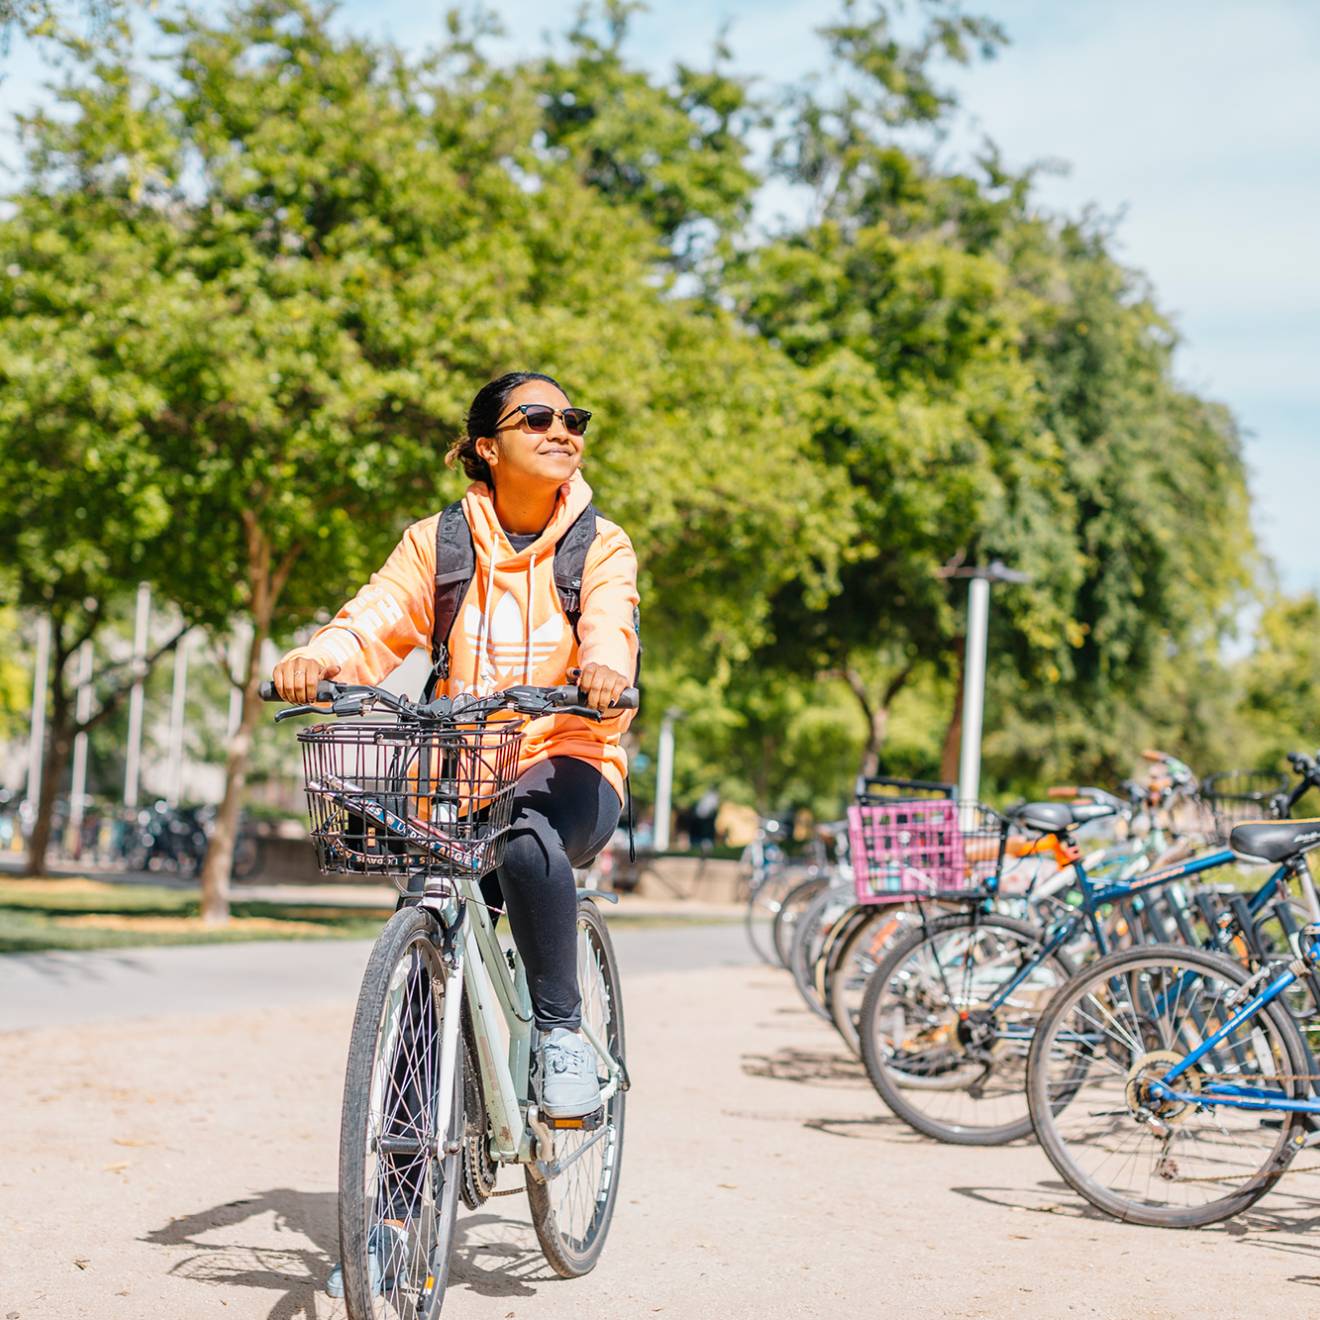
left=274, top=704, right=318, bottom=723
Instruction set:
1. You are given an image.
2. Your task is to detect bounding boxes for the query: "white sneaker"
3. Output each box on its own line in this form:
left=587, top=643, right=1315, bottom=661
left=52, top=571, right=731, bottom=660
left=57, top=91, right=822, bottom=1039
left=538, top=1027, right=602, bottom=1118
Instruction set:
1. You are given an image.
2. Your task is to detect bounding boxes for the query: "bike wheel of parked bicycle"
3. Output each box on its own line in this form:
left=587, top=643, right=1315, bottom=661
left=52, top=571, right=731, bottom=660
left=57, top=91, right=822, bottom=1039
left=1027, top=943, right=1309, bottom=1228
left=527, top=898, right=627, bottom=1277
left=339, top=905, right=463, bottom=1320
left=745, top=869, right=793, bottom=965
left=772, top=875, right=829, bottom=969
left=859, top=911, right=1075, bottom=1145
left=827, top=905, right=923, bottom=1058
left=788, top=882, right=855, bottom=1021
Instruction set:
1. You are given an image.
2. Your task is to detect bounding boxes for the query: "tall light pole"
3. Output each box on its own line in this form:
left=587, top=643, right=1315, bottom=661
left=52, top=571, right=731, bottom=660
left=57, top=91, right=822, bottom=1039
left=652, top=708, right=682, bottom=852
left=25, top=615, right=52, bottom=813
left=942, top=561, right=1031, bottom=807
left=69, top=641, right=95, bottom=853
left=123, top=582, right=152, bottom=810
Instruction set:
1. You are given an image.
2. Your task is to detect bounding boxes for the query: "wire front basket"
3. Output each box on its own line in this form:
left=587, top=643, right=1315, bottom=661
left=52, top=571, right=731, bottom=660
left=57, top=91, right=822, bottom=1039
left=295, top=719, right=524, bottom=891
left=847, top=798, right=1005, bottom=904
left=1199, top=769, right=1289, bottom=843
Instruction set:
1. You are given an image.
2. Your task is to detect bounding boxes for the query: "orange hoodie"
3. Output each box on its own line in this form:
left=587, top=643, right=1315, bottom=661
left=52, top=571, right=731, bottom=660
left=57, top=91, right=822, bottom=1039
left=283, top=474, right=639, bottom=801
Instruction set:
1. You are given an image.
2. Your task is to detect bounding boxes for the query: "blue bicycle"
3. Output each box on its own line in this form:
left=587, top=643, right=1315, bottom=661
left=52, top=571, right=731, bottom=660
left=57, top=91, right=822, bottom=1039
left=1026, top=817, right=1320, bottom=1227
left=857, top=758, right=1320, bottom=1146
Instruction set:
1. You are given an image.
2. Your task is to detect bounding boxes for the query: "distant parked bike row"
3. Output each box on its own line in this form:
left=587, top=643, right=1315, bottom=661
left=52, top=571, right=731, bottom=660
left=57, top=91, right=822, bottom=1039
left=749, top=751, right=1320, bottom=1228
left=0, top=791, right=264, bottom=880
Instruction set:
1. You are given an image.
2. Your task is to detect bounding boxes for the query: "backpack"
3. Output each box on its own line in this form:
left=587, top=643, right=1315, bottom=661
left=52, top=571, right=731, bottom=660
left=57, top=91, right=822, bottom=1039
left=424, top=500, right=640, bottom=695
left=424, top=499, right=642, bottom=860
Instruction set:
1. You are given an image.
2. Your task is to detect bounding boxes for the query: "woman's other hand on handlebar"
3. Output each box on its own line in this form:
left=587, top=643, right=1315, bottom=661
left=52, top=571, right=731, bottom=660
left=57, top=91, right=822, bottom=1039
left=573, top=662, right=629, bottom=712
left=272, top=654, right=340, bottom=705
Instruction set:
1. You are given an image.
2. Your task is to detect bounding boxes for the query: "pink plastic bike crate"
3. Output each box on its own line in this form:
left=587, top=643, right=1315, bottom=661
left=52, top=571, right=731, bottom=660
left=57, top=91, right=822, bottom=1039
left=848, top=799, right=1002, bottom=904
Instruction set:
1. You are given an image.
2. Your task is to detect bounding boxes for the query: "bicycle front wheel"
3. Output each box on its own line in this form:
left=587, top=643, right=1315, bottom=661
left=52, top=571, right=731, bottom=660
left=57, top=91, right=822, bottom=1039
left=859, top=911, right=1074, bottom=1145
left=527, top=897, right=627, bottom=1277
left=339, top=906, right=463, bottom=1320
left=1027, top=943, right=1308, bottom=1227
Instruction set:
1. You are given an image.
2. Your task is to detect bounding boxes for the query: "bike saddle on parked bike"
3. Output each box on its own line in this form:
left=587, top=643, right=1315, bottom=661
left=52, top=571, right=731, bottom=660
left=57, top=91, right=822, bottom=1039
left=1229, top=817, right=1320, bottom=864
left=1008, top=800, right=1118, bottom=834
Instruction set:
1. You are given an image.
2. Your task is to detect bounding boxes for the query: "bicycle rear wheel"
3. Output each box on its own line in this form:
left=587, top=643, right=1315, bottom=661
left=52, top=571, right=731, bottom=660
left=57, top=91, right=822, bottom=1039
left=339, top=906, right=463, bottom=1320
left=527, top=897, right=627, bottom=1277
left=1027, top=943, right=1308, bottom=1227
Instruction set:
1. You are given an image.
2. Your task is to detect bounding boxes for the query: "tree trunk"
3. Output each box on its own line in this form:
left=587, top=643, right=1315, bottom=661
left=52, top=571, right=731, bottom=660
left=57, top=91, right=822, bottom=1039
left=832, top=662, right=915, bottom=783
left=939, top=636, right=966, bottom=786
left=199, top=514, right=298, bottom=925
left=199, top=618, right=267, bottom=923
left=24, top=616, right=75, bottom=877
left=24, top=723, right=71, bottom=877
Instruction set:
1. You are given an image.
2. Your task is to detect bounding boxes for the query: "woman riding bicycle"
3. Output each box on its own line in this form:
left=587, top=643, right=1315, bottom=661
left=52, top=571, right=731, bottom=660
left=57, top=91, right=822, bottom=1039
left=272, top=370, right=639, bottom=1127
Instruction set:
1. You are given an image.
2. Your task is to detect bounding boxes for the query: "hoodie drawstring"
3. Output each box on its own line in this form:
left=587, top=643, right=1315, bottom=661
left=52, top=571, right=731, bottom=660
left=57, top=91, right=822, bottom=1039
left=475, top=552, right=495, bottom=691
left=524, top=556, right=535, bottom=684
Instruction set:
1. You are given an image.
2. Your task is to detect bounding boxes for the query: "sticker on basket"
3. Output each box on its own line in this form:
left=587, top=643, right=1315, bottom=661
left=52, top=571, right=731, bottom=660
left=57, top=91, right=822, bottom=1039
left=311, top=774, right=485, bottom=872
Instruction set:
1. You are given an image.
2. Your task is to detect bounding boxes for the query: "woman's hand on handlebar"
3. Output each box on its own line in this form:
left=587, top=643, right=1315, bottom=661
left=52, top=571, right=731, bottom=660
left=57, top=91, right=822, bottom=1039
left=572, top=663, right=630, bottom=713
left=271, top=653, right=340, bottom=705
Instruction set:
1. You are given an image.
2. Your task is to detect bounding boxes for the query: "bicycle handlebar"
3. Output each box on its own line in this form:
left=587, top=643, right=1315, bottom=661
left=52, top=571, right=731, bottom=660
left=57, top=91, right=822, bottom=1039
left=258, top=678, right=639, bottom=720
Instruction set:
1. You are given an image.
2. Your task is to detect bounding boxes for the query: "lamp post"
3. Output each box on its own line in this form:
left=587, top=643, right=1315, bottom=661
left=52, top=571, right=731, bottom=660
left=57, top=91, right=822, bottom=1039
left=652, top=708, right=682, bottom=852
left=940, top=560, right=1032, bottom=806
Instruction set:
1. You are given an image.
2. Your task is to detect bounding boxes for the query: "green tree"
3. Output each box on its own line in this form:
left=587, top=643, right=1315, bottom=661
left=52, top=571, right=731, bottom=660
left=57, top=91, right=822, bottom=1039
left=4, top=0, right=849, bottom=913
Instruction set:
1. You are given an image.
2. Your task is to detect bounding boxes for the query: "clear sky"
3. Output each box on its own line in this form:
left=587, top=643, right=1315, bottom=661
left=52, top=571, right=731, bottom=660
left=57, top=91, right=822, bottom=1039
left=5, top=0, right=1316, bottom=592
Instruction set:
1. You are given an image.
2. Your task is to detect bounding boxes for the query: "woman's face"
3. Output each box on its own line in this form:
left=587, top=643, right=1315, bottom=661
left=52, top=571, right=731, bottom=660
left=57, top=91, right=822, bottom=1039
left=478, top=381, right=583, bottom=488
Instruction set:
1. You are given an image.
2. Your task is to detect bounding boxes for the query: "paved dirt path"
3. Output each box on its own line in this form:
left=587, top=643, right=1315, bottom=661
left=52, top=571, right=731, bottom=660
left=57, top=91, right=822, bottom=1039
left=4, top=932, right=1320, bottom=1319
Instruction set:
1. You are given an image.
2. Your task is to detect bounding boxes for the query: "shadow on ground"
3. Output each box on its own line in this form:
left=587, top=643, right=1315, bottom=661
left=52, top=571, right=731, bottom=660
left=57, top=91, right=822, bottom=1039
left=740, top=1045, right=869, bottom=1087
left=144, top=1187, right=558, bottom=1318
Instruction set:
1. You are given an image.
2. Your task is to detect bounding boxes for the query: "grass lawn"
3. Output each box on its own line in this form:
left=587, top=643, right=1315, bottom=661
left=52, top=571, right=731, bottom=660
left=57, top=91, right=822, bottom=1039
left=0, top=877, right=393, bottom=953
left=0, top=877, right=740, bottom=954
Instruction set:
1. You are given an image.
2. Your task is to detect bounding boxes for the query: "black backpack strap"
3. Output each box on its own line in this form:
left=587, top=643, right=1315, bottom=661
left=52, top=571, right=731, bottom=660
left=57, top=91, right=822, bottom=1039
left=425, top=502, right=476, bottom=696
left=553, top=503, right=598, bottom=640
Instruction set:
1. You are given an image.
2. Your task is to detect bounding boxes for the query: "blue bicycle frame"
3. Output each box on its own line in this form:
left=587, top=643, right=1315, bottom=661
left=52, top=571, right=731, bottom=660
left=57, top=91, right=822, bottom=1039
left=980, top=846, right=1294, bottom=1014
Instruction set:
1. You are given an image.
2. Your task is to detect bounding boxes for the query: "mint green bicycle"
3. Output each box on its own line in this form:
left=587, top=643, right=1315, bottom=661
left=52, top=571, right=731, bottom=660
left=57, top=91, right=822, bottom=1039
left=263, top=677, right=635, bottom=1318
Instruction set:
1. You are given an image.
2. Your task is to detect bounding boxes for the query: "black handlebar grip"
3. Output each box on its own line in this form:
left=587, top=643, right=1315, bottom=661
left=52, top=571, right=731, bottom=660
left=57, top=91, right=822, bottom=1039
left=259, top=679, right=338, bottom=703
left=549, top=685, right=640, bottom=711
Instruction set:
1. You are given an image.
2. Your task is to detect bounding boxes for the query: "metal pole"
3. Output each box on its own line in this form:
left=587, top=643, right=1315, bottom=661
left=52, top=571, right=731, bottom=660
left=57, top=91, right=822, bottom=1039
left=25, top=615, right=51, bottom=812
left=69, top=640, right=94, bottom=851
left=123, top=582, right=151, bottom=810
left=166, top=629, right=192, bottom=807
left=957, top=575, right=991, bottom=807
left=653, top=711, right=677, bottom=852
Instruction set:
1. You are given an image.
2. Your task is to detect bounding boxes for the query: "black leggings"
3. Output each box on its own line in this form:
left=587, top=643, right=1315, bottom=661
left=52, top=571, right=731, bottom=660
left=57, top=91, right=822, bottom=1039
left=483, top=757, right=620, bottom=1032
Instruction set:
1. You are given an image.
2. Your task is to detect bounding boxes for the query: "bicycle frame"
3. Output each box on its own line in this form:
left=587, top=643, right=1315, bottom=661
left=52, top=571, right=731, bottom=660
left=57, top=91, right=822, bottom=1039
left=970, top=848, right=1301, bottom=1015
left=420, top=874, right=627, bottom=1171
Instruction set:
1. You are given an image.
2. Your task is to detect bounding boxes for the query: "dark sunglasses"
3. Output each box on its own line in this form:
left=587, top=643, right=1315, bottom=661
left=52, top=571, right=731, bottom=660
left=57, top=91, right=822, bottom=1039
left=494, top=403, right=592, bottom=437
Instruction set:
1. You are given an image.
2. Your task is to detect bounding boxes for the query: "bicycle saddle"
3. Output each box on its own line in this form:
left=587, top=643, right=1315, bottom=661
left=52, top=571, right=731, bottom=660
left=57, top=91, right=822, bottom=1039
left=1229, top=818, right=1320, bottom=864
left=1009, top=801, right=1117, bottom=834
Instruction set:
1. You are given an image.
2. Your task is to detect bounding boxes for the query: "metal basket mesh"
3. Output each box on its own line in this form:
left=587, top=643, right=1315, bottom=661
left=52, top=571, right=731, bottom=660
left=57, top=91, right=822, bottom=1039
left=1199, top=769, right=1289, bottom=843
left=847, top=798, right=1005, bottom=904
left=295, top=719, right=523, bottom=890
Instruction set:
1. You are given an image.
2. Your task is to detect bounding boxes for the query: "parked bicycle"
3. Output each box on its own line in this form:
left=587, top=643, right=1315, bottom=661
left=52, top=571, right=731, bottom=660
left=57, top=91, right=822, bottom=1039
left=1026, top=814, right=1320, bottom=1227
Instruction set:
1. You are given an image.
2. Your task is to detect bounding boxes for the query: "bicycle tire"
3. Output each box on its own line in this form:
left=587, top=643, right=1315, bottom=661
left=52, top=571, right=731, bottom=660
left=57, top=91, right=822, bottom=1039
left=772, top=875, right=828, bottom=970
left=827, top=906, right=917, bottom=1058
left=788, top=884, right=853, bottom=1020
left=339, top=906, right=463, bottom=1320
left=859, top=910, right=1074, bottom=1145
left=745, top=869, right=792, bottom=965
left=527, top=897, right=627, bottom=1277
left=1027, top=942, right=1308, bottom=1227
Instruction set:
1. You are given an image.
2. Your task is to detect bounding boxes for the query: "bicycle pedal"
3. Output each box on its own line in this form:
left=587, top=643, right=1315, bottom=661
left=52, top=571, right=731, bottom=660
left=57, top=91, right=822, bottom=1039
left=543, top=1107, right=605, bottom=1131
